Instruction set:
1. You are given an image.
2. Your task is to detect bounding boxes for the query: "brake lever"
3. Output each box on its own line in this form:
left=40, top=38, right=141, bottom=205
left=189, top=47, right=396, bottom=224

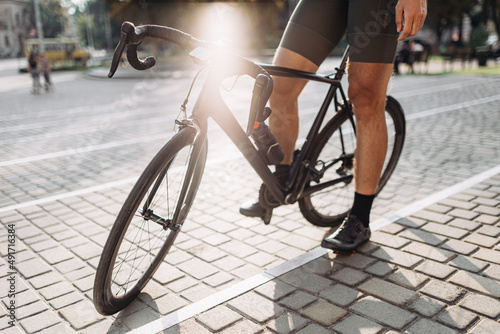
left=108, top=29, right=128, bottom=78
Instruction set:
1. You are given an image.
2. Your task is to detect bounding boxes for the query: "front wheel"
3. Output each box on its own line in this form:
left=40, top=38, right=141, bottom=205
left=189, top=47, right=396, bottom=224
left=93, top=126, right=207, bottom=315
left=299, top=96, right=405, bottom=227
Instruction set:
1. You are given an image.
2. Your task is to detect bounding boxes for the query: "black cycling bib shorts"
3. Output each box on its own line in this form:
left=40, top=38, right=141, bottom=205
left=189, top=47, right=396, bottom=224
left=280, top=0, right=399, bottom=65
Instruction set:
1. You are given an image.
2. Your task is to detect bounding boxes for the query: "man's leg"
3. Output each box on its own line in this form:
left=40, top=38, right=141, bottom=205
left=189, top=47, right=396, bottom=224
left=321, top=61, right=393, bottom=254
left=269, top=47, right=319, bottom=164
left=239, top=47, right=318, bottom=218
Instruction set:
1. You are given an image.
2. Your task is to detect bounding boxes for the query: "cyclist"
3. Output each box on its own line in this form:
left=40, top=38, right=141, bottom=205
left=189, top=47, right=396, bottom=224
left=241, top=0, right=427, bottom=254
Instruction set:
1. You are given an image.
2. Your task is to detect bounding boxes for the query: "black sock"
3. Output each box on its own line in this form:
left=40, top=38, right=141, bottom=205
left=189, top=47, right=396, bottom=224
left=350, top=192, right=375, bottom=227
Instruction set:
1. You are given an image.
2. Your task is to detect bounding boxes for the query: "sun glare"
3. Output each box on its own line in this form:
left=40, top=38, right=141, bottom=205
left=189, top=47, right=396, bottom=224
left=194, top=3, right=248, bottom=51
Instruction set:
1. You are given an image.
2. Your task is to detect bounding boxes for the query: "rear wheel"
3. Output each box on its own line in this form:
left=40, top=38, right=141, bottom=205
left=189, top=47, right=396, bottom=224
left=93, top=126, right=207, bottom=315
left=299, top=96, right=405, bottom=227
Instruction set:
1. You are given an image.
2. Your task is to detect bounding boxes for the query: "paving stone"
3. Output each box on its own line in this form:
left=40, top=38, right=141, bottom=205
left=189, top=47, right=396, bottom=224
left=181, top=283, right=217, bottom=303
left=436, top=305, right=478, bottom=330
left=219, top=318, right=262, bottom=334
left=448, top=208, right=479, bottom=220
left=477, top=225, right=500, bottom=237
left=187, top=243, right=228, bottom=263
left=152, top=264, right=185, bottom=285
left=39, top=281, right=74, bottom=300
left=278, top=290, right=317, bottom=310
left=203, top=271, right=234, bottom=288
left=212, top=255, right=246, bottom=272
left=302, top=256, right=341, bottom=276
left=267, top=311, right=309, bottom=334
left=420, top=222, right=469, bottom=239
left=408, top=295, right=446, bottom=317
left=16, top=300, right=49, bottom=320
left=439, top=198, right=477, bottom=210
left=420, top=279, right=466, bottom=302
left=416, top=260, right=457, bottom=279
left=196, top=305, right=242, bottom=331
left=48, top=291, right=84, bottom=310
left=149, top=293, right=189, bottom=314
left=300, top=299, right=347, bottom=327
left=370, top=231, right=409, bottom=249
left=469, top=318, right=500, bottom=334
left=448, top=218, right=481, bottom=231
left=448, top=255, right=489, bottom=273
left=54, top=258, right=87, bottom=274
left=15, top=258, right=52, bottom=279
left=227, top=291, right=285, bottom=323
left=218, top=240, right=258, bottom=258
left=460, top=292, right=500, bottom=318
left=319, top=284, right=363, bottom=307
left=406, top=318, right=458, bottom=334
left=411, top=210, right=453, bottom=224
left=78, top=318, right=128, bottom=334
left=371, top=247, right=424, bottom=268
left=280, top=268, right=332, bottom=293
left=58, top=300, right=104, bottom=330
left=440, top=239, right=479, bottom=255
left=464, top=233, right=499, bottom=248
left=38, top=323, right=76, bottom=334
left=70, top=242, right=102, bottom=260
left=402, top=241, right=455, bottom=263
left=295, top=323, right=332, bottom=334
left=118, top=306, right=160, bottom=330
left=398, top=228, right=447, bottom=246
left=333, top=314, right=384, bottom=334
left=483, top=264, right=500, bottom=281
left=474, top=204, right=500, bottom=216
left=330, top=267, right=369, bottom=286
left=19, top=310, right=61, bottom=333
left=231, top=263, right=262, bottom=279
left=349, top=296, right=416, bottom=329
left=449, top=270, right=500, bottom=298
left=474, top=214, right=500, bottom=225
left=387, top=268, right=429, bottom=289
left=471, top=248, right=500, bottom=265
left=176, top=257, right=219, bottom=280
left=254, top=280, right=295, bottom=302
left=364, top=261, right=395, bottom=277
left=358, top=277, right=418, bottom=306
left=29, top=271, right=62, bottom=289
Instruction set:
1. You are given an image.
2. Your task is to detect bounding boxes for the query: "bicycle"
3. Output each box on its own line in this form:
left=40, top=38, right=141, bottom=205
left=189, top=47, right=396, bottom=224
left=93, top=21, right=405, bottom=315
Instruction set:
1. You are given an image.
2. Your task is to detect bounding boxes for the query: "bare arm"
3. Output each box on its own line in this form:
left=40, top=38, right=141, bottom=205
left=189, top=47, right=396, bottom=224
left=396, top=0, right=427, bottom=41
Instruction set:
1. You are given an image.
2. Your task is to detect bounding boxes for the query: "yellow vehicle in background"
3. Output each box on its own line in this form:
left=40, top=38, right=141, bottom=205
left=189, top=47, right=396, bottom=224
left=25, top=38, right=90, bottom=68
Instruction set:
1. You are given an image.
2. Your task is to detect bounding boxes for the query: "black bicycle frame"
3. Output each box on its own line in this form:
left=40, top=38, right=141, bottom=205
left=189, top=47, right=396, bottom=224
left=188, top=47, right=351, bottom=206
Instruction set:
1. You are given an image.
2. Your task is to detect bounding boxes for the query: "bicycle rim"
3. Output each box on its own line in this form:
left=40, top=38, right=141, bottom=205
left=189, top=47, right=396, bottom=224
left=94, top=127, right=207, bottom=315
left=299, top=97, right=405, bottom=227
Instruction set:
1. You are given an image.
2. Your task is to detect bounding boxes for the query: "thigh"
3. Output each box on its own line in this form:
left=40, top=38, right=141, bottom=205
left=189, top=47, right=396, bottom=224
left=279, top=0, right=348, bottom=67
left=347, top=0, right=399, bottom=63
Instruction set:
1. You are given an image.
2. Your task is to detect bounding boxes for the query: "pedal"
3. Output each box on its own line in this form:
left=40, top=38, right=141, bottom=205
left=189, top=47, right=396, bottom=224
left=262, top=208, right=273, bottom=225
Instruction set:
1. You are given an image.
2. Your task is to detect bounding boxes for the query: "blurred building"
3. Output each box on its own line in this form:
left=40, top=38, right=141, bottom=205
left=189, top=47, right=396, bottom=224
left=0, top=0, right=31, bottom=58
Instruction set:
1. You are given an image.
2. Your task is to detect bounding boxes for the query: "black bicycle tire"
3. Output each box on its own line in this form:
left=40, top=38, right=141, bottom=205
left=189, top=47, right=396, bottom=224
left=93, top=127, right=207, bottom=315
left=298, top=96, right=405, bottom=227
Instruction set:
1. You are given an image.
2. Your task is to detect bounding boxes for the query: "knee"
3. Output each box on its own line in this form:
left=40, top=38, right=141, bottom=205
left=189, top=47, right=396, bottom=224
left=348, top=82, right=386, bottom=121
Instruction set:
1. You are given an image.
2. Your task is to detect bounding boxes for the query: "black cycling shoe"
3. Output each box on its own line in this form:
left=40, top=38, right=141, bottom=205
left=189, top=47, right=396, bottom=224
left=321, top=214, right=371, bottom=254
left=240, top=200, right=266, bottom=218
left=239, top=165, right=290, bottom=220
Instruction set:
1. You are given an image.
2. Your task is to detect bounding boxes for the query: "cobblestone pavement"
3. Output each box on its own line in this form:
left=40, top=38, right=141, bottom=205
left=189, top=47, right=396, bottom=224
left=0, top=57, right=499, bottom=333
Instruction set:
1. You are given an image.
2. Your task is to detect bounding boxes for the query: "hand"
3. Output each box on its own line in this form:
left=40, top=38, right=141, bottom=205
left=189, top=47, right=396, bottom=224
left=396, top=0, right=427, bottom=42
